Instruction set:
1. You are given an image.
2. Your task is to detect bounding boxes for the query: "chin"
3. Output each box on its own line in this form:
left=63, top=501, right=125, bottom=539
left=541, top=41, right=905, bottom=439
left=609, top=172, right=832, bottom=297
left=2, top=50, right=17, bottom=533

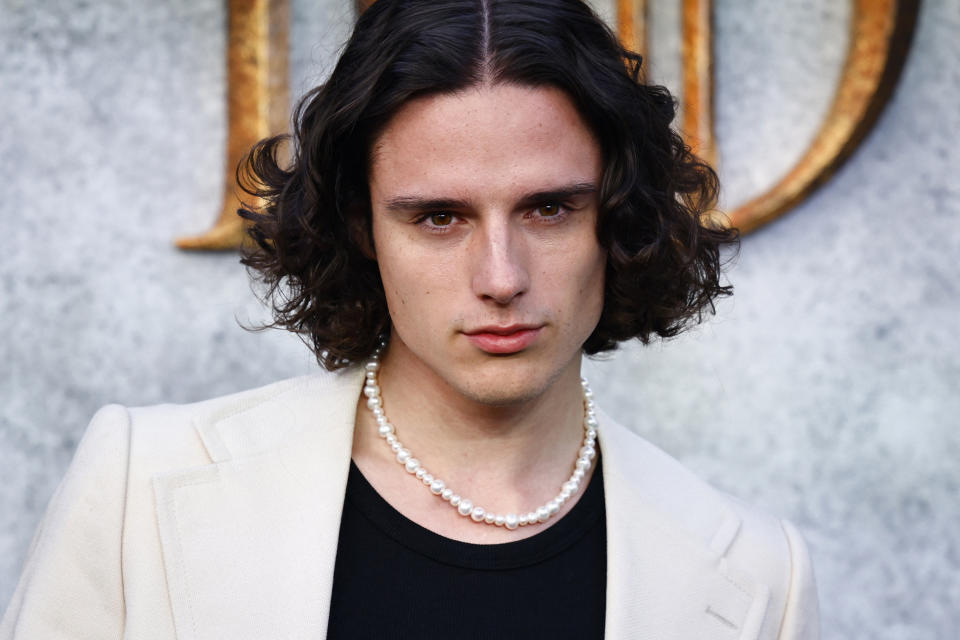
left=449, top=357, right=561, bottom=407
left=459, top=384, right=543, bottom=407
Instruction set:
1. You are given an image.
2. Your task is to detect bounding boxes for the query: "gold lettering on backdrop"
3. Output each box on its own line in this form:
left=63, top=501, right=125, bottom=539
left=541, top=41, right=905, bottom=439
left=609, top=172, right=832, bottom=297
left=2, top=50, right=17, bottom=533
left=176, top=0, right=289, bottom=250
left=618, top=0, right=918, bottom=233
left=680, top=0, right=715, bottom=168
left=618, top=0, right=649, bottom=63
left=725, top=0, right=918, bottom=232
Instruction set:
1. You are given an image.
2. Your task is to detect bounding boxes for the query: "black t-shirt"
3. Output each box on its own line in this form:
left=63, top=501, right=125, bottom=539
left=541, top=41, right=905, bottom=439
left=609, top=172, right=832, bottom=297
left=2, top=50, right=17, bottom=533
left=328, top=457, right=607, bottom=638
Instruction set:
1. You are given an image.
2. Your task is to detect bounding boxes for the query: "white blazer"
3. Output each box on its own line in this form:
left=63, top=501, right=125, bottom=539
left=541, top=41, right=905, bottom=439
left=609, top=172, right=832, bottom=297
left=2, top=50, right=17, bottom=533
left=2, top=368, right=818, bottom=639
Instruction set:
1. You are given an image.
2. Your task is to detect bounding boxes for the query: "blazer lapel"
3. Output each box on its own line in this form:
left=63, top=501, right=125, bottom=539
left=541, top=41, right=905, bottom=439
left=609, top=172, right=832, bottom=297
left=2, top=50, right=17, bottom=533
left=600, top=411, right=770, bottom=640
left=152, top=369, right=365, bottom=640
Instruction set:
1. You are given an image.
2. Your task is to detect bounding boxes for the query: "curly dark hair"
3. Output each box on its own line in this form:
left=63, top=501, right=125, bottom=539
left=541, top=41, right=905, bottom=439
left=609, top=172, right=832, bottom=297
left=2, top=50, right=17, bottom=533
left=239, top=0, right=737, bottom=370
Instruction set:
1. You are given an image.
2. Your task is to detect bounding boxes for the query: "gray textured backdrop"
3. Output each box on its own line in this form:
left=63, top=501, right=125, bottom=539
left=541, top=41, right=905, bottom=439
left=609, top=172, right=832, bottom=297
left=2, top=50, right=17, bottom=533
left=2, top=1, right=958, bottom=638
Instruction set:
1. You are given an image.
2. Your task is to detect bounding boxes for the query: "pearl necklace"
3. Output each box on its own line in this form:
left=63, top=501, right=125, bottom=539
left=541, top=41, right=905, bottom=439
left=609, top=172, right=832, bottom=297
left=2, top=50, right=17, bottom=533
left=362, top=350, right=598, bottom=531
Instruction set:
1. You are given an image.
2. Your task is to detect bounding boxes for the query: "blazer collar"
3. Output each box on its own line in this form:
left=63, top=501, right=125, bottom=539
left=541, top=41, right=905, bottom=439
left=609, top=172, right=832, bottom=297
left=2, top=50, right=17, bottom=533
left=153, top=369, right=768, bottom=640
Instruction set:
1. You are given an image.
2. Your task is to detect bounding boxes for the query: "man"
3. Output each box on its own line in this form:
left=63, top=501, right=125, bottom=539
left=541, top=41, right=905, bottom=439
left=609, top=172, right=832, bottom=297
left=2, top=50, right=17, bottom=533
left=2, top=0, right=818, bottom=638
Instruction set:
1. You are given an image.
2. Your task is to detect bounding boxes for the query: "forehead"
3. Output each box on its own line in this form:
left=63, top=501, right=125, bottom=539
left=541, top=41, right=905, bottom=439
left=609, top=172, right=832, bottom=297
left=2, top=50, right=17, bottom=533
left=368, top=83, right=602, bottom=202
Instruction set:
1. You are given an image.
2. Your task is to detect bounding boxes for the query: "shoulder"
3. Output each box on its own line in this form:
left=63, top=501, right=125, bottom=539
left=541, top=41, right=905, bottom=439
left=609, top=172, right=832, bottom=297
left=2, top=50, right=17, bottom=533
left=127, top=369, right=345, bottom=430
left=83, top=368, right=363, bottom=473
left=598, top=410, right=819, bottom=639
left=597, top=409, right=778, bottom=532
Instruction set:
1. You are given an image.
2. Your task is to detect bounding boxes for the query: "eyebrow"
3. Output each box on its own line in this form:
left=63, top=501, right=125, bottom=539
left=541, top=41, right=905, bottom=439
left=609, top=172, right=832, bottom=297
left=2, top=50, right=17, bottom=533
left=383, top=182, right=598, bottom=212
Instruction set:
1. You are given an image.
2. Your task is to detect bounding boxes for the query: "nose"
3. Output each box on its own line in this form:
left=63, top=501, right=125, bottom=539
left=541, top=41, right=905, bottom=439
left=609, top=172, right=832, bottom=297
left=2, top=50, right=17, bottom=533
left=470, top=216, right=530, bottom=305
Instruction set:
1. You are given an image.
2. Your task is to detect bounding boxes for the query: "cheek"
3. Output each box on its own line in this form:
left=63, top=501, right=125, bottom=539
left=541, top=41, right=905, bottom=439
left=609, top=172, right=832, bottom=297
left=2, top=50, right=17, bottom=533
left=545, top=239, right=605, bottom=295
left=575, top=247, right=607, bottom=328
left=379, top=257, right=417, bottom=311
left=373, top=223, right=420, bottom=307
left=376, top=243, right=460, bottom=321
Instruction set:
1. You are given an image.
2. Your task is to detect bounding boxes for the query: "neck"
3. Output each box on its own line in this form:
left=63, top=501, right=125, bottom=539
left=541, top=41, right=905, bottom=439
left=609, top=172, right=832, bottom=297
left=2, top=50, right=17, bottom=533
left=371, top=342, right=586, bottom=486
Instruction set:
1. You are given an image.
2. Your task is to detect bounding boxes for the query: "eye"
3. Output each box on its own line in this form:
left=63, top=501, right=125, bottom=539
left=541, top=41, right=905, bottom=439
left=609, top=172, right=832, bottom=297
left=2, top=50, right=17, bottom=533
left=428, top=212, right=454, bottom=226
left=536, top=203, right=562, bottom=217
left=414, top=211, right=459, bottom=233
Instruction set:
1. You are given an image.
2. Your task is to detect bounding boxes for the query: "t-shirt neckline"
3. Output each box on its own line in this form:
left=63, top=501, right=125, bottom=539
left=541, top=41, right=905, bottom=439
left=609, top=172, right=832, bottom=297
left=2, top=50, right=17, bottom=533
left=344, top=455, right=605, bottom=571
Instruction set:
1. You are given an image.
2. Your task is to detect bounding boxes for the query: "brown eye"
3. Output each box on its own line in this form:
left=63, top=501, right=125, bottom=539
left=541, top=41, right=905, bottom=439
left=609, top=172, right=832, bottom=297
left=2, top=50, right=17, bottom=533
left=537, top=203, right=561, bottom=217
left=429, top=212, right=453, bottom=226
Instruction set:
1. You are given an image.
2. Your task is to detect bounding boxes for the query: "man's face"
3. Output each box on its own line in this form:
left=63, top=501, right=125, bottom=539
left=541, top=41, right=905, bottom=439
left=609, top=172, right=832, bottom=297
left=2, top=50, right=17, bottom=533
left=368, top=83, right=606, bottom=405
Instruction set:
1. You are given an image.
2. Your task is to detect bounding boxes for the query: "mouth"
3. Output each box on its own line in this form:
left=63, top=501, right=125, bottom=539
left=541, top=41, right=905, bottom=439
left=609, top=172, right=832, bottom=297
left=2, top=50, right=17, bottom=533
left=462, top=324, right=543, bottom=355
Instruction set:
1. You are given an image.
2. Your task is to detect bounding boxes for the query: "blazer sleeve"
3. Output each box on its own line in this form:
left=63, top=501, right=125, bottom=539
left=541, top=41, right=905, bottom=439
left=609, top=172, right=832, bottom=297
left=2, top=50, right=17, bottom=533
left=777, top=518, right=820, bottom=640
left=0, top=405, right=131, bottom=640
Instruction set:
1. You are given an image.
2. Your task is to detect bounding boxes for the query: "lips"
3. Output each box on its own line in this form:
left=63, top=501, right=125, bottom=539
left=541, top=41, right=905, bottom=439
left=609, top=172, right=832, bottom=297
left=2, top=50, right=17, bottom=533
left=463, top=324, right=543, bottom=354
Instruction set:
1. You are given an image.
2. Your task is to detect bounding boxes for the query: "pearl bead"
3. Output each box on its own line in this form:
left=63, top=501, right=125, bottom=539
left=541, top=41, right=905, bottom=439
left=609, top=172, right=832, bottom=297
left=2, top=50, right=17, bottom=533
left=586, top=427, right=597, bottom=439
left=450, top=495, right=461, bottom=507
left=458, top=499, right=473, bottom=516
left=441, top=488, right=453, bottom=501
left=365, top=371, right=376, bottom=380
left=404, top=458, right=420, bottom=473
left=572, top=468, right=585, bottom=482
left=526, top=511, right=537, bottom=524
left=548, top=500, right=560, bottom=515
left=563, top=480, right=579, bottom=494
left=378, top=424, right=394, bottom=437
left=470, top=507, right=485, bottom=522
left=364, top=361, right=379, bottom=371
left=559, top=488, right=573, bottom=501
left=495, top=515, right=505, bottom=527
left=363, top=385, right=378, bottom=398
left=396, top=449, right=410, bottom=463
left=505, top=514, right=519, bottom=530
left=422, top=473, right=434, bottom=485
left=537, top=506, right=550, bottom=522
left=586, top=416, right=598, bottom=428
left=430, top=480, right=445, bottom=495
left=576, top=457, right=591, bottom=471
left=372, top=407, right=384, bottom=418
left=579, top=445, right=596, bottom=460
left=366, top=397, right=381, bottom=410
left=390, top=441, right=402, bottom=452
left=415, top=467, right=427, bottom=479
left=519, top=513, right=529, bottom=526
left=484, top=512, right=496, bottom=524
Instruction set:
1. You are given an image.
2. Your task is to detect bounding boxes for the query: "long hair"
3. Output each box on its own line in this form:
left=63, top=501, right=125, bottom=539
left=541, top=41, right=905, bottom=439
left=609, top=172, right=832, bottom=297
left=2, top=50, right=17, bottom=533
left=240, top=0, right=737, bottom=370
